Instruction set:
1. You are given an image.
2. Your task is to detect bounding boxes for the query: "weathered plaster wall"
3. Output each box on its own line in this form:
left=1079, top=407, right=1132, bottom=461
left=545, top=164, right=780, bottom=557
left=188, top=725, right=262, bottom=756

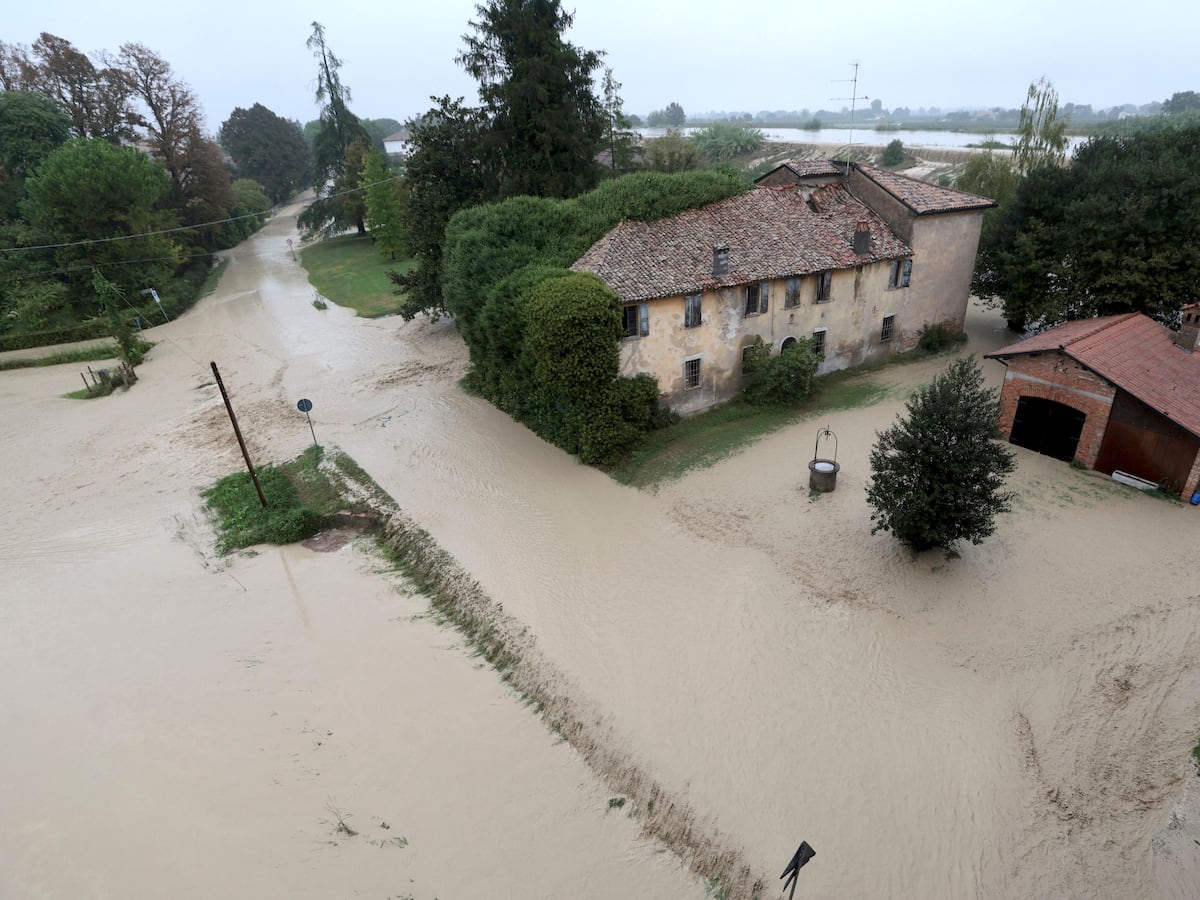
left=908, top=212, right=984, bottom=333
left=622, top=259, right=919, bottom=415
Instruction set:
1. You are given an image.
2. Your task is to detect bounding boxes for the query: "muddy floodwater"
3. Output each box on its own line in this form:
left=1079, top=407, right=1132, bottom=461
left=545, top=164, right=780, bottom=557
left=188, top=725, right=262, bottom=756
left=3, top=201, right=1200, bottom=899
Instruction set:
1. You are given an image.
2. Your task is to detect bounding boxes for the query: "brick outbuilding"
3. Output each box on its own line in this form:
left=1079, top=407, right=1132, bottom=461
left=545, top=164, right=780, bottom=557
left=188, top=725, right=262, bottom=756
left=986, top=308, right=1200, bottom=500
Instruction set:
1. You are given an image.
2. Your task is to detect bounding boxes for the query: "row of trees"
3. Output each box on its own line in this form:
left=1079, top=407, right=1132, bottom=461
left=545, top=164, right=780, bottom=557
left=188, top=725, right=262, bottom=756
left=958, top=78, right=1200, bottom=331
left=0, top=34, right=284, bottom=342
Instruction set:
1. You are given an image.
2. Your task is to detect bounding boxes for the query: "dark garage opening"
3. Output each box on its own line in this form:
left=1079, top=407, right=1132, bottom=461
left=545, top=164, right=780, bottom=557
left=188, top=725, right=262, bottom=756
left=1009, top=396, right=1086, bottom=461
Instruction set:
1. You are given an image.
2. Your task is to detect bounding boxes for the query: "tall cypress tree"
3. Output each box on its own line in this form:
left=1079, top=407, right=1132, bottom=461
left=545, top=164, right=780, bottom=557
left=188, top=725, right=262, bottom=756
left=456, top=0, right=605, bottom=199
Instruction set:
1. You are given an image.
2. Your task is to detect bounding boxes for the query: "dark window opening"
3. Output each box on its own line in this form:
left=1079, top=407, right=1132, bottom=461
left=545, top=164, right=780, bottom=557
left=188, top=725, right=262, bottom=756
left=785, top=277, right=802, bottom=308
left=744, top=282, right=769, bottom=316
left=811, top=330, right=826, bottom=357
left=880, top=315, right=895, bottom=343
left=684, top=357, right=701, bottom=389
left=815, top=270, right=832, bottom=303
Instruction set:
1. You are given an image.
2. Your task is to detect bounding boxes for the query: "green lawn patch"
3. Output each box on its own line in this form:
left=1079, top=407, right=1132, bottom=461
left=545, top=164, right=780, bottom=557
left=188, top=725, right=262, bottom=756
left=1, top=340, right=154, bottom=372
left=300, top=234, right=416, bottom=318
left=203, top=445, right=374, bottom=554
left=611, top=346, right=961, bottom=489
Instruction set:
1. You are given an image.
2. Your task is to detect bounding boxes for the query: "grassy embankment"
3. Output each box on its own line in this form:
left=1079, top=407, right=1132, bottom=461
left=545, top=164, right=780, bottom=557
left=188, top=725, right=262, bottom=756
left=203, top=445, right=378, bottom=554
left=611, top=335, right=968, bottom=489
left=300, top=234, right=416, bottom=318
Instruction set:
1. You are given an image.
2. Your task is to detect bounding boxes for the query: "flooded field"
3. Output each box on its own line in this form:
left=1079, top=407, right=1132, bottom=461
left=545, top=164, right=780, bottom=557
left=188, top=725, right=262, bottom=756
left=2, top=201, right=1198, bottom=898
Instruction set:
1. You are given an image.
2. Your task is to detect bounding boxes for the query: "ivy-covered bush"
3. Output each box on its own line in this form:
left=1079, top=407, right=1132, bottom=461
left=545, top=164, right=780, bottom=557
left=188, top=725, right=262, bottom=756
left=741, top=336, right=821, bottom=405
left=440, top=170, right=748, bottom=464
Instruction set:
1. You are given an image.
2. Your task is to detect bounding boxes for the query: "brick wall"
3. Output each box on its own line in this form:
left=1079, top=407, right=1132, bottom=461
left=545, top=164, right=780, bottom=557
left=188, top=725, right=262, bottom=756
left=996, top=352, right=1116, bottom=467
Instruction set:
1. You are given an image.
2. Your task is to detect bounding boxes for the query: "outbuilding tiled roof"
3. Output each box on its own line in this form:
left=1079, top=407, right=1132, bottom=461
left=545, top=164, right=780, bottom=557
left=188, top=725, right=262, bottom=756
left=987, top=314, right=1200, bottom=438
left=855, top=163, right=996, bottom=214
left=769, top=159, right=844, bottom=179
left=571, top=184, right=910, bottom=303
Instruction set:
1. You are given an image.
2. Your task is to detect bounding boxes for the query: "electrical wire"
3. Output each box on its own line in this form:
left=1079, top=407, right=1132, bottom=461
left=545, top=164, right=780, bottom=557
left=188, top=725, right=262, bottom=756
left=0, top=174, right=403, bottom=255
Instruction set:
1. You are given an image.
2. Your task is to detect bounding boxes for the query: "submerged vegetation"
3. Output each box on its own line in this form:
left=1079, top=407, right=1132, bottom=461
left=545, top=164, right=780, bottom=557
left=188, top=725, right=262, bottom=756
left=202, top=445, right=374, bottom=554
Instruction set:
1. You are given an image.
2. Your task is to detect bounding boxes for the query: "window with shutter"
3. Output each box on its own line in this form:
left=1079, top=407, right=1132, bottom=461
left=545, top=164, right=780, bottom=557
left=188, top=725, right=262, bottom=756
left=900, top=259, right=912, bottom=287
left=639, top=303, right=649, bottom=336
left=815, top=271, right=832, bottom=303
left=684, top=293, right=702, bottom=328
left=785, top=277, right=802, bottom=308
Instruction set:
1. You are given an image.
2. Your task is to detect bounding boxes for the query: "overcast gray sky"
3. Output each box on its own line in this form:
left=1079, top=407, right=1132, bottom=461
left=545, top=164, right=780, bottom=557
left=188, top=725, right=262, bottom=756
left=6, top=0, right=1195, bottom=131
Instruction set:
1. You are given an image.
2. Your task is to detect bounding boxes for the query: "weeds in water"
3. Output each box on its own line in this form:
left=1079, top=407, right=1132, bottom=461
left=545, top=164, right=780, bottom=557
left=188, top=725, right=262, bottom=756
left=324, top=799, right=358, bottom=837
left=607, top=796, right=626, bottom=810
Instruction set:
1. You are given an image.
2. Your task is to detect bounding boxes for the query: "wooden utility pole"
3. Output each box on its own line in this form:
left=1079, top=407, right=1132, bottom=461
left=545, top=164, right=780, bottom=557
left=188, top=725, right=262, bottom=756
left=210, top=361, right=267, bottom=508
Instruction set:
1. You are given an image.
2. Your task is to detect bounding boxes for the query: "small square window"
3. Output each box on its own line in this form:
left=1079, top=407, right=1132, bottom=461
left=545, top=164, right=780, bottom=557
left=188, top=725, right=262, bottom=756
left=784, top=277, right=802, bottom=308
left=815, top=271, right=832, bottom=303
left=811, top=329, right=826, bottom=357
left=684, top=293, right=702, bottom=328
left=683, top=357, right=701, bottom=389
left=881, top=315, right=895, bottom=343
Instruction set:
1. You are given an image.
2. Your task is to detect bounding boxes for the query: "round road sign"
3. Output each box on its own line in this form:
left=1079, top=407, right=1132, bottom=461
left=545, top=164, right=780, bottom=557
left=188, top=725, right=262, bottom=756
left=297, top=398, right=313, bottom=413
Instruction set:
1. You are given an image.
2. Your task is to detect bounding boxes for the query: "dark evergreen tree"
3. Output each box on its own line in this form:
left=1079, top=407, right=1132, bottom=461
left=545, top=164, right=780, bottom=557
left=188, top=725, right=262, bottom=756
left=866, top=356, right=1015, bottom=553
left=390, top=96, right=490, bottom=319
left=219, top=103, right=310, bottom=203
left=456, top=0, right=605, bottom=199
left=974, top=123, right=1200, bottom=329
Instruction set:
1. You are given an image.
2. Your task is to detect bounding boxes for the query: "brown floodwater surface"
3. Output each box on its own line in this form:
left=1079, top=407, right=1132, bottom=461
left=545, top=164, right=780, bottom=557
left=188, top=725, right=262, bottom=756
left=3, top=203, right=1199, bottom=898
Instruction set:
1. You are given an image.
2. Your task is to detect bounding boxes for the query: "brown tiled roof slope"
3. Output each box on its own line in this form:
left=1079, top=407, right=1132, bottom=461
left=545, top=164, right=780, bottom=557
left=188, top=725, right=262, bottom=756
left=571, top=184, right=910, bottom=303
left=856, top=163, right=996, bottom=214
left=987, top=314, right=1200, bottom=438
left=774, top=160, right=843, bottom=179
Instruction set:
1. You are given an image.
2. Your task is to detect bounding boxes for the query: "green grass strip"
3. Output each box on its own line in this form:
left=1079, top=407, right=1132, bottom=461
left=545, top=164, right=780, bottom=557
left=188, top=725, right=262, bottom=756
left=300, top=234, right=416, bottom=318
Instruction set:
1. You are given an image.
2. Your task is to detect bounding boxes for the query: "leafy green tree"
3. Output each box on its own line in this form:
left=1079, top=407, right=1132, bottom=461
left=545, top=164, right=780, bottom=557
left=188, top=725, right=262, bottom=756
left=0, top=91, right=72, bottom=219
left=456, top=0, right=606, bottom=199
left=1013, top=77, right=1068, bottom=175
left=21, top=137, right=177, bottom=307
left=219, top=103, right=310, bottom=203
left=689, top=122, right=764, bottom=162
left=866, top=356, right=1015, bottom=553
left=20, top=33, right=132, bottom=141
left=1163, top=91, right=1200, bottom=114
left=881, top=138, right=905, bottom=166
left=218, top=178, right=272, bottom=247
left=361, top=147, right=403, bottom=259
left=646, top=129, right=699, bottom=173
left=974, top=123, right=1200, bottom=329
left=647, top=102, right=685, bottom=127
left=740, top=336, right=820, bottom=405
left=390, top=97, right=491, bottom=318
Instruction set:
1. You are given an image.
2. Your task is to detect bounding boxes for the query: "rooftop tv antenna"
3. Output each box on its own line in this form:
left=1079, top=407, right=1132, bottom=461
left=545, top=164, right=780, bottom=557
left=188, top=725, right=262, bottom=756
left=832, top=62, right=868, bottom=173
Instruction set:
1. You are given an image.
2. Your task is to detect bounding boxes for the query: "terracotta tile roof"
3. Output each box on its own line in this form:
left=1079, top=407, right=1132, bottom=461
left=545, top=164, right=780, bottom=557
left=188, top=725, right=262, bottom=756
left=571, top=185, right=910, bottom=303
left=768, top=160, right=844, bottom=179
left=987, top=314, right=1200, bottom=438
left=855, top=163, right=996, bottom=214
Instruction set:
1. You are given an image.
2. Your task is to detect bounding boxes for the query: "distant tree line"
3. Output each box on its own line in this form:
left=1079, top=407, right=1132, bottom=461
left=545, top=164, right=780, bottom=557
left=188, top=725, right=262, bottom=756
left=0, top=33, right=287, bottom=345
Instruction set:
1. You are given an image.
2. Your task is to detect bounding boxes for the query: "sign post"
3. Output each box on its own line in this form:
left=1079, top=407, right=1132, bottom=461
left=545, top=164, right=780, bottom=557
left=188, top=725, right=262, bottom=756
left=297, top=398, right=318, bottom=448
left=780, top=841, right=815, bottom=900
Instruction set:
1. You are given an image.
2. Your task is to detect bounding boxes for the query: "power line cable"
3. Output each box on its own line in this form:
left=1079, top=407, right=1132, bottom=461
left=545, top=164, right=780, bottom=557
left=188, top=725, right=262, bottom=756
left=0, top=174, right=402, bottom=255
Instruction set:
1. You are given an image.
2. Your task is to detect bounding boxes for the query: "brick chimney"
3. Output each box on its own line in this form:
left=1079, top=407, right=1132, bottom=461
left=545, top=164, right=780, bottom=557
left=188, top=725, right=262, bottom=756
left=1175, top=302, right=1200, bottom=353
left=853, top=221, right=871, bottom=255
